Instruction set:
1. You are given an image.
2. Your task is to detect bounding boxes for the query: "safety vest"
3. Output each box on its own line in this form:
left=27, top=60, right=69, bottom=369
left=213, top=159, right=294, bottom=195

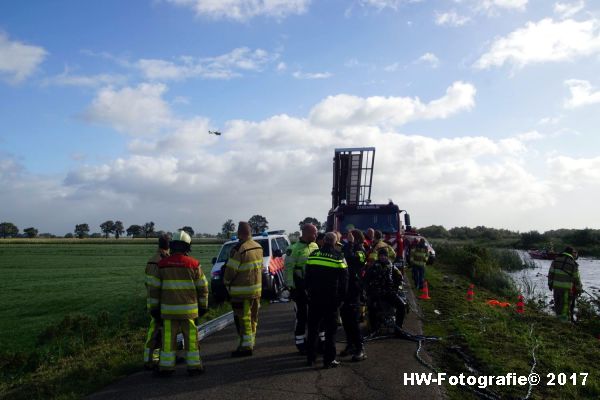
left=155, top=253, right=208, bottom=319
left=305, top=247, right=348, bottom=302
left=368, top=240, right=396, bottom=262
left=410, top=247, right=428, bottom=268
left=224, top=238, right=264, bottom=299
left=548, top=253, right=582, bottom=291
left=284, top=240, right=319, bottom=286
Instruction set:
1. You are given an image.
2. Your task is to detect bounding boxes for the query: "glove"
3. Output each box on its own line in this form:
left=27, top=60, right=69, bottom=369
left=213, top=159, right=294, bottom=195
left=198, top=308, right=208, bottom=318
left=150, top=308, right=161, bottom=320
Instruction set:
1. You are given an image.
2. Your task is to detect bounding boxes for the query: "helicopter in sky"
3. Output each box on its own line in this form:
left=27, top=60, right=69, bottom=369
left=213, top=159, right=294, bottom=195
left=208, top=130, right=222, bottom=136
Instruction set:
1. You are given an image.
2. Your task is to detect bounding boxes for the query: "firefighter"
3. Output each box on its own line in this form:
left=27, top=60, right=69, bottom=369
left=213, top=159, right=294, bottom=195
left=364, top=248, right=406, bottom=334
left=410, top=238, right=428, bottom=290
left=367, top=230, right=396, bottom=266
left=224, top=222, right=264, bottom=357
left=285, top=223, right=319, bottom=354
left=153, top=231, right=208, bottom=376
left=548, top=247, right=582, bottom=322
left=143, top=233, right=170, bottom=370
left=305, top=232, right=348, bottom=369
left=340, top=229, right=367, bottom=361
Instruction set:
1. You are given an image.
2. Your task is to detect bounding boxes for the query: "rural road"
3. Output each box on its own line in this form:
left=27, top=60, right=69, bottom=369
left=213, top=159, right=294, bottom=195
left=90, top=290, right=443, bottom=400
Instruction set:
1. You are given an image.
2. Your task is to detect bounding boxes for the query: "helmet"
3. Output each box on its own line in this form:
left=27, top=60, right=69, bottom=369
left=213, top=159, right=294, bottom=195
left=172, top=230, right=192, bottom=244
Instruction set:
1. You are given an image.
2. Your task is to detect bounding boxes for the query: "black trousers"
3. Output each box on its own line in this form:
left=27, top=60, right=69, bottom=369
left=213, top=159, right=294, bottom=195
left=293, top=279, right=309, bottom=344
left=367, top=292, right=406, bottom=332
left=307, top=300, right=338, bottom=364
left=340, top=300, right=363, bottom=351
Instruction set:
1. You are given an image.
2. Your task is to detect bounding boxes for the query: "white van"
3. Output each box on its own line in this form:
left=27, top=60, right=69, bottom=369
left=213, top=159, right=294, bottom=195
left=210, top=231, right=290, bottom=302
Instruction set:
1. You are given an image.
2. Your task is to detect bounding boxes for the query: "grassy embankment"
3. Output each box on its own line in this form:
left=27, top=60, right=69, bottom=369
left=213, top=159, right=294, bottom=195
left=0, top=241, right=225, bottom=399
left=416, top=243, right=600, bottom=399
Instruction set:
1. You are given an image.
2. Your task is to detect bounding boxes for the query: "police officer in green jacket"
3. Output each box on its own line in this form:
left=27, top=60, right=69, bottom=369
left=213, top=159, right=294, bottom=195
left=285, top=223, right=319, bottom=353
left=548, top=247, right=582, bottom=322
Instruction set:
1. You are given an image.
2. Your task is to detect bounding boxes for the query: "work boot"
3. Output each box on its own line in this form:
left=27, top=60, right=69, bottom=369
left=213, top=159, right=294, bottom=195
left=231, top=349, right=253, bottom=357
left=339, top=344, right=354, bottom=357
left=351, top=350, right=367, bottom=362
left=323, top=360, right=340, bottom=369
left=187, top=367, right=205, bottom=376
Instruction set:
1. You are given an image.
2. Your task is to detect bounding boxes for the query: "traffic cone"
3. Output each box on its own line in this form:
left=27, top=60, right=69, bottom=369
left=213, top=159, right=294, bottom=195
left=418, top=280, right=431, bottom=300
left=516, top=295, right=525, bottom=314
left=466, top=284, right=475, bottom=302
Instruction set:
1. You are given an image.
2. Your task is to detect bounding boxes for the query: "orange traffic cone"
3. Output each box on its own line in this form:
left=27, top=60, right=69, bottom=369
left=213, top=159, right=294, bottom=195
left=418, top=280, right=431, bottom=300
left=516, top=295, right=525, bottom=314
left=466, top=284, right=475, bottom=301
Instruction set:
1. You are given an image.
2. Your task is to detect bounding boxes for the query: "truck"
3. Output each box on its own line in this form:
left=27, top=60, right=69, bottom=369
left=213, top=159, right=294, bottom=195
left=324, top=147, right=434, bottom=264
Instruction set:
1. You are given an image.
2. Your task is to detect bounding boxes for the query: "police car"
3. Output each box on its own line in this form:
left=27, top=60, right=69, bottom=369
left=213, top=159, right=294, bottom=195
left=210, top=230, right=290, bottom=303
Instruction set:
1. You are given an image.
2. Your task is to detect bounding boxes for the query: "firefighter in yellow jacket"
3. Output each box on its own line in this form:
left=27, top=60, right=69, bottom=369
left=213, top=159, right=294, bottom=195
left=143, top=233, right=170, bottom=369
left=367, top=230, right=396, bottom=266
left=151, top=230, right=208, bottom=376
left=224, top=222, right=264, bottom=357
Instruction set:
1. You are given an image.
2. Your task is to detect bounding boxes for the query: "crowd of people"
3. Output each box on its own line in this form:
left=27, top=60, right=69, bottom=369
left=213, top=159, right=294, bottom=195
left=142, top=222, right=430, bottom=375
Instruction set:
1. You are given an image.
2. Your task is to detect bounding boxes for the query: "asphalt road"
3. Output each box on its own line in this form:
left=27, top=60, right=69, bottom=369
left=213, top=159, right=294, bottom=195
left=90, top=291, right=443, bottom=400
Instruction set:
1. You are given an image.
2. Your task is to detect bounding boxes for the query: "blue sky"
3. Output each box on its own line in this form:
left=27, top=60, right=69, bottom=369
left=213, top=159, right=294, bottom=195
left=1, top=0, right=600, bottom=235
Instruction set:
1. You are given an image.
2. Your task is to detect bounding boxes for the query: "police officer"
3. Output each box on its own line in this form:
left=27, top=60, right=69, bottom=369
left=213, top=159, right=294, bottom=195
left=340, top=229, right=367, bottom=361
left=305, top=232, right=348, bottom=368
left=548, top=246, right=582, bottom=322
left=224, top=222, right=264, bottom=357
left=285, top=223, right=319, bottom=353
left=143, top=233, right=170, bottom=370
left=152, top=231, right=208, bottom=376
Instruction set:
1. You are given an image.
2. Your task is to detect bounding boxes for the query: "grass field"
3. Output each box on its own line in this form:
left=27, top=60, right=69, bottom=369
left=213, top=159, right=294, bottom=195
left=0, top=242, right=222, bottom=350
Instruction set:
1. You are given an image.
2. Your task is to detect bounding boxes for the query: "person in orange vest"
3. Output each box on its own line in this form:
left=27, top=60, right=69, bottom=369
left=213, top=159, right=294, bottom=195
left=152, top=231, right=208, bottom=376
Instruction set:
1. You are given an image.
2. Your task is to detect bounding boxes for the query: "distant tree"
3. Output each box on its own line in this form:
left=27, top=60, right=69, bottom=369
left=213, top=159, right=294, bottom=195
left=0, top=222, right=19, bottom=238
left=181, top=226, right=195, bottom=237
left=64, top=233, right=74, bottom=239
left=418, top=225, right=449, bottom=239
left=143, top=221, right=155, bottom=238
left=74, top=223, right=90, bottom=239
left=221, top=219, right=235, bottom=238
left=114, top=220, right=125, bottom=239
left=90, top=232, right=102, bottom=238
left=520, top=231, right=544, bottom=248
left=38, top=233, right=56, bottom=238
left=248, top=215, right=269, bottom=235
left=100, top=220, right=115, bottom=239
left=126, top=224, right=143, bottom=237
left=571, top=228, right=600, bottom=247
left=299, top=217, right=322, bottom=231
left=23, top=227, right=38, bottom=238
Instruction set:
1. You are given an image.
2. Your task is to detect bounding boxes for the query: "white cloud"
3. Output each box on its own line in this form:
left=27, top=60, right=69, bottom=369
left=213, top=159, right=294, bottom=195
left=548, top=155, right=600, bottom=182
left=435, top=10, right=470, bottom=27
left=137, top=47, right=276, bottom=81
left=384, top=62, right=401, bottom=72
left=514, top=130, right=544, bottom=141
left=554, top=1, right=585, bottom=19
left=0, top=33, right=48, bottom=84
left=360, top=0, right=423, bottom=10
left=308, top=81, right=476, bottom=128
left=564, top=79, right=600, bottom=108
left=84, top=83, right=173, bottom=135
left=165, top=0, right=311, bottom=21
left=292, top=70, right=332, bottom=79
left=43, top=69, right=127, bottom=87
left=477, top=0, right=528, bottom=12
left=474, top=18, right=600, bottom=70
left=276, top=62, right=287, bottom=71
left=416, top=52, right=440, bottom=68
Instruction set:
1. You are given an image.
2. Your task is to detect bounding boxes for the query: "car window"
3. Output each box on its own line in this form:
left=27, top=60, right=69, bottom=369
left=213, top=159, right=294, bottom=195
left=216, top=242, right=237, bottom=263
left=276, top=237, right=289, bottom=253
left=271, top=239, right=278, bottom=253
left=257, top=239, right=269, bottom=256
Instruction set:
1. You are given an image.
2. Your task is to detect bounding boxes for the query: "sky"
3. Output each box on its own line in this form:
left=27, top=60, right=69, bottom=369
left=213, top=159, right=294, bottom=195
left=1, top=0, right=600, bottom=236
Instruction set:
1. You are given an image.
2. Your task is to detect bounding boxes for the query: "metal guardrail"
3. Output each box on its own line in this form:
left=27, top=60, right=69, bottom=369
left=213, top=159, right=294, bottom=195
left=177, top=311, right=234, bottom=345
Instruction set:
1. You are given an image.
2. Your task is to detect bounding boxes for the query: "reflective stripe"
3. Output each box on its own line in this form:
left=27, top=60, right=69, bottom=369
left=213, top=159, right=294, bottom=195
left=187, top=351, right=200, bottom=358
left=229, top=283, right=262, bottom=296
left=226, top=258, right=241, bottom=270
left=238, top=260, right=263, bottom=272
left=159, top=351, right=175, bottom=367
left=161, top=303, right=198, bottom=314
left=143, top=348, right=151, bottom=362
left=195, top=278, right=207, bottom=287
left=145, top=275, right=161, bottom=288
left=306, top=257, right=347, bottom=269
left=162, top=280, right=196, bottom=290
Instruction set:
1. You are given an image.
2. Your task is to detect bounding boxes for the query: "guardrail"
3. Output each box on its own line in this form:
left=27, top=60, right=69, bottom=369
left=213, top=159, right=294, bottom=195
left=177, top=311, right=234, bottom=346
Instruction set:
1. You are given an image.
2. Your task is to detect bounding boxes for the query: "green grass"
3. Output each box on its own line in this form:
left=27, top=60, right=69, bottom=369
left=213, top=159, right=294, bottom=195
left=0, top=242, right=223, bottom=399
left=418, top=247, right=600, bottom=399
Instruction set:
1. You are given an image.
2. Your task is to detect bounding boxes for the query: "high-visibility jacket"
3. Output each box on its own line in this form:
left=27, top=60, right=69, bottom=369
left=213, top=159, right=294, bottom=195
left=224, top=238, right=264, bottom=300
left=145, top=249, right=168, bottom=312
left=548, top=253, right=582, bottom=292
left=285, top=239, right=319, bottom=287
left=154, top=253, right=208, bottom=319
left=368, top=240, right=396, bottom=263
left=305, top=245, right=348, bottom=305
left=410, top=246, right=428, bottom=268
